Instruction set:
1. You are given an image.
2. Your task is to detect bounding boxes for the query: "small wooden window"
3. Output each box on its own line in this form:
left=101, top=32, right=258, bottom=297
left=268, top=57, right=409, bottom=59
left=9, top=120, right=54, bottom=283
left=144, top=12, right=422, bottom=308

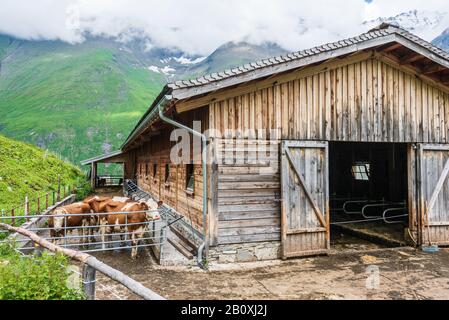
left=352, top=162, right=370, bottom=181
left=186, top=164, right=194, bottom=192
left=165, top=164, right=171, bottom=184
left=153, top=164, right=157, bottom=179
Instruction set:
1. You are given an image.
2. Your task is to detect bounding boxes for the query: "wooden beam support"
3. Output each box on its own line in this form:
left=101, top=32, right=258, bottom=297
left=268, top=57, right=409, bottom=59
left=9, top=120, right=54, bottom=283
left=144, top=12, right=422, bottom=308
left=422, top=64, right=447, bottom=75
left=380, top=43, right=402, bottom=53
left=402, top=53, right=426, bottom=64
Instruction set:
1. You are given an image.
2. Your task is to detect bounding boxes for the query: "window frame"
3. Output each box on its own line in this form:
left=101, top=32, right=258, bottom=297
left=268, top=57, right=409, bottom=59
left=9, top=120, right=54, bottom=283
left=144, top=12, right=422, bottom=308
left=164, top=163, right=171, bottom=186
left=351, top=162, right=371, bottom=181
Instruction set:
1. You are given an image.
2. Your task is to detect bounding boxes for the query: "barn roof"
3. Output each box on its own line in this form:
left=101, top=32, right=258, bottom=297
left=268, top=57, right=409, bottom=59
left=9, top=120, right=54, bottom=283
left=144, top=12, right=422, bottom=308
left=166, top=23, right=449, bottom=100
left=80, top=150, right=124, bottom=165
left=121, top=23, right=449, bottom=150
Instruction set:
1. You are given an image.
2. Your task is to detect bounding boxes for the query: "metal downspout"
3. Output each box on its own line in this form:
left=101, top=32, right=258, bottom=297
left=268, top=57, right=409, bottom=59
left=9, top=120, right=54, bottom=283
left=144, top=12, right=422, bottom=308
left=157, top=97, right=208, bottom=268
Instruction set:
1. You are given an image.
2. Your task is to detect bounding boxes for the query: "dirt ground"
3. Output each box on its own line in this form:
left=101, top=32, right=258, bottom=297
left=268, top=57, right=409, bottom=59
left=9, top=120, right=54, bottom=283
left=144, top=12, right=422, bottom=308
left=91, top=246, right=449, bottom=300
left=85, top=189, right=449, bottom=300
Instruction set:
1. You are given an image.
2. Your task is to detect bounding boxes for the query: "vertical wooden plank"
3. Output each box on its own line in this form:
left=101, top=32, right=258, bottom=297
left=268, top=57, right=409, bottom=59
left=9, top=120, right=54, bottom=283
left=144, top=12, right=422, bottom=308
left=397, top=69, right=404, bottom=142
left=242, top=93, right=249, bottom=138
left=325, top=71, right=332, bottom=140
left=222, top=100, right=229, bottom=138
left=294, top=79, right=301, bottom=140
left=280, top=142, right=289, bottom=259
left=381, top=62, right=387, bottom=141
left=347, top=64, right=355, bottom=141
left=440, top=90, right=446, bottom=143
left=428, top=86, right=435, bottom=143
left=342, top=65, right=349, bottom=140
left=404, top=73, right=411, bottom=142
left=235, top=95, right=242, bottom=139
left=288, top=81, right=295, bottom=139
left=261, top=88, right=268, bottom=139
left=307, top=76, right=314, bottom=139
left=418, top=81, right=424, bottom=142
left=249, top=92, right=255, bottom=138
left=387, top=65, right=394, bottom=142
left=366, top=59, right=373, bottom=141
left=318, top=73, right=325, bottom=140
left=355, top=62, right=362, bottom=141
left=410, top=76, right=417, bottom=142
left=360, top=60, right=367, bottom=141
left=281, top=83, right=289, bottom=139
left=300, top=77, right=308, bottom=140
left=376, top=59, right=382, bottom=142
left=267, top=87, right=274, bottom=139
left=393, top=68, right=399, bottom=142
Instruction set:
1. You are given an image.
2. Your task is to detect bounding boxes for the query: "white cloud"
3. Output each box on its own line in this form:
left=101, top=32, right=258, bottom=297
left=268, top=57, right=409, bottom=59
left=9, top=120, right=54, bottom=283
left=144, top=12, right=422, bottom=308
left=0, top=0, right=448, bottom=55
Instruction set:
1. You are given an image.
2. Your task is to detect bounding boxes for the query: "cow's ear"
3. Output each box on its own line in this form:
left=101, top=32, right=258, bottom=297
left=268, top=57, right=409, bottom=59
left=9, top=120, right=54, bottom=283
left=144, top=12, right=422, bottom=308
left=84, top=197, right=94, bottom=204
left=157, top=201, right=163, bottom=207
left=107, top=201, right=120, bottom=208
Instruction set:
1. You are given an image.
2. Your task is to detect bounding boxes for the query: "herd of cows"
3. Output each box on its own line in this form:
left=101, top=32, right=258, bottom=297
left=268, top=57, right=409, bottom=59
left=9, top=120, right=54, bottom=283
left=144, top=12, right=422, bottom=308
left=48, top=196, right=163, bottom=259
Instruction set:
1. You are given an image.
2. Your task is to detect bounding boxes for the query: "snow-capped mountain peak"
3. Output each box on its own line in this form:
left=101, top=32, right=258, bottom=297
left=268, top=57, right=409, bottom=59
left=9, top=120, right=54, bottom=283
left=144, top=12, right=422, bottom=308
left=364, top=10, right=448, bottom=41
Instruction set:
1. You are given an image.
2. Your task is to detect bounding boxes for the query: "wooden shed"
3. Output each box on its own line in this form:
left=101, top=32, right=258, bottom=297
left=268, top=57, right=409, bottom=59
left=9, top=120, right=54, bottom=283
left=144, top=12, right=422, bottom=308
left=85, top=23, right=449, bottom=263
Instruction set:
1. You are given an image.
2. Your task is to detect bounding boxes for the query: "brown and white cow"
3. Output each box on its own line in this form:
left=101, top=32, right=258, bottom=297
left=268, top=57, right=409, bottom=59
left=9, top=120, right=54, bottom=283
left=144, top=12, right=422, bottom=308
left=98, top=200, right=161, bottom=259
left=83, top=196, right=113, bottom=238
left=49, top=202, right=93, bottom=244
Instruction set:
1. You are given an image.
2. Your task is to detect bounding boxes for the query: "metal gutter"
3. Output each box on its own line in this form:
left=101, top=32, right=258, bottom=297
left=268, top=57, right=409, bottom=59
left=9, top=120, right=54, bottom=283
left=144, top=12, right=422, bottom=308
left=157, top=96, right=209, bottom=268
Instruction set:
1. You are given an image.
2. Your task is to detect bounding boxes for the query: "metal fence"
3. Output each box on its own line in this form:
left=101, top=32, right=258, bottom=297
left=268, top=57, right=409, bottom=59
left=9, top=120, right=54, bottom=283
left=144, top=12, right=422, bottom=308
left=0, top=222, right=165, bottom=300
left=0, top=210, right=167, bottom=255
left=96, top=175, right=123, bottom=187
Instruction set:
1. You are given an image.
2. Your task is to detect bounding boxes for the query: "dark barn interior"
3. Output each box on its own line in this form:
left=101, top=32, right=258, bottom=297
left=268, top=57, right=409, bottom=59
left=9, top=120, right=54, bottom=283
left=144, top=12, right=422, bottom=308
left=329, top=142, right=410, bottom=248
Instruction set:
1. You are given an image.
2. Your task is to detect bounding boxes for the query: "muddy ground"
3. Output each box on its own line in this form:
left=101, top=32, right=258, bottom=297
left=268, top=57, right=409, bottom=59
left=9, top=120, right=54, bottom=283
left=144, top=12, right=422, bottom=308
left=85, top=188, right=449, bottom=300
left=91, top=246, right=449, bottom=300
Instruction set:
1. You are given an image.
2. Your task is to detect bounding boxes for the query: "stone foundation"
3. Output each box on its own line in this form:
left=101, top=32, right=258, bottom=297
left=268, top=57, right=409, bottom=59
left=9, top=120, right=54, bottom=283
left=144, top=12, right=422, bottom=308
left=208, top=241, right=281, bottom=263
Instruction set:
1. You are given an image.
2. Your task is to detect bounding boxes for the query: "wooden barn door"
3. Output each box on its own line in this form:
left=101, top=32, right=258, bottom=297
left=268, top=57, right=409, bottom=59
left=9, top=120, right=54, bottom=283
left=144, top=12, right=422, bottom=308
left=280, top=141, right=329, bottom=259
left=417, top=144, right=449, bottom=246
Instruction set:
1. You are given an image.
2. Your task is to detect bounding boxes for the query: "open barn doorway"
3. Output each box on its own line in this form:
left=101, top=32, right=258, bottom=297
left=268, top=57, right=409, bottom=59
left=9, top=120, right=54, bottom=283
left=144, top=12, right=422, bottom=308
left=329, top=142, right=410, bottom=250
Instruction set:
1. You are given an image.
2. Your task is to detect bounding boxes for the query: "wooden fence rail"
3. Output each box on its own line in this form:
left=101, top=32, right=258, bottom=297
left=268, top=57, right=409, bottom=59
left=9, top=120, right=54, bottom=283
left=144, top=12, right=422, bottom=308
left=0, top=223, right=166, bottom=301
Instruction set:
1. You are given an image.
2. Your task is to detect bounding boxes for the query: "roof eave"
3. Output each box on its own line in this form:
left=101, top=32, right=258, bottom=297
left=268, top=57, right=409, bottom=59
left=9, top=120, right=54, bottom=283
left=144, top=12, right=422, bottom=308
left=170, top=34, right=398, bottom=101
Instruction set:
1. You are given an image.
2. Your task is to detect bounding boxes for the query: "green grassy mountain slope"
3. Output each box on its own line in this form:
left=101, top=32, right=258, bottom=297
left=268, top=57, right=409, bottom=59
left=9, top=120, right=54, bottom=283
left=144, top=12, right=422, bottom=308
left=0, top=35, right=165, bottom=166
left=0, top=35, right=288, bottom=170
left=0, top=134, right=89, bottom=211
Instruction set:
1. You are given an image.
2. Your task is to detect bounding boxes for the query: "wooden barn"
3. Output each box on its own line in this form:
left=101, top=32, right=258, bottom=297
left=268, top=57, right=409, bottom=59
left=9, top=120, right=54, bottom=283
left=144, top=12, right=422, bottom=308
left=83, top=23, right=449, bottom=263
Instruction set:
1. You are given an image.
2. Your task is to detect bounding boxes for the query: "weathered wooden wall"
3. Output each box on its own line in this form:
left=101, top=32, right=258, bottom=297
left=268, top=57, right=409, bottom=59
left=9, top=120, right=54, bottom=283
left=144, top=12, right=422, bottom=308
left=208, top=56, right=449, bottom=144
left=418, top=144, right=449, bottom=246
left=214, top=139, right=281, bottom=245
left=135, top=107, right=209, bottom=232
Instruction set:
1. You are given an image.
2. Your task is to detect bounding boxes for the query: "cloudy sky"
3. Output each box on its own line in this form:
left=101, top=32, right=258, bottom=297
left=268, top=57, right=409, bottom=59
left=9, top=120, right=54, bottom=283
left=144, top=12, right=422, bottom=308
left=0, top=0, right=449, bottom=55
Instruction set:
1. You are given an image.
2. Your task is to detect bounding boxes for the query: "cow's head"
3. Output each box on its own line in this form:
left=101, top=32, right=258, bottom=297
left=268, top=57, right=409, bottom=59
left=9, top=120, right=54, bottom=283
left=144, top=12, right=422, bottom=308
left=137, top=201, right=149, bottom=211
left=146, top=199, right=164, bottom=210
left=52, top=208, right=66, bottom=231
left=145, top=210, right=161, bottom=221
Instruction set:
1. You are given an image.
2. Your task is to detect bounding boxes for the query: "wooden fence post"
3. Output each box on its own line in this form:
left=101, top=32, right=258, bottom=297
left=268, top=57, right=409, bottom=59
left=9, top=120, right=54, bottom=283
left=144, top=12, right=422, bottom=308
left=82, top=265, right=96, bottom=300
left=11, top=208, right=15, bottom=226
left=58, top=175, right=61, bottom=201
left=37, top=196, right=41, bottom=214
left=25, top=195, right=30, bottom=222
left=46, top=193, right=49, bottom=209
